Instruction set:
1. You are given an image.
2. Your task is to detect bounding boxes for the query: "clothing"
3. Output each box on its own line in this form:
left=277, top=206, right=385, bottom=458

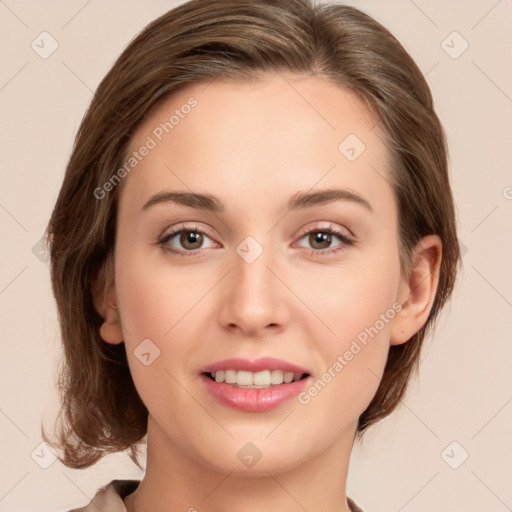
left=68, top=479, right=365, bottom=511
left=67, top=480, right=140, bottom=511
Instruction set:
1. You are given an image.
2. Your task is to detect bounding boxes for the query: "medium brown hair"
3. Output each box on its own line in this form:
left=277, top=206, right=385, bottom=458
left=43, top=0, right=461, bottom=469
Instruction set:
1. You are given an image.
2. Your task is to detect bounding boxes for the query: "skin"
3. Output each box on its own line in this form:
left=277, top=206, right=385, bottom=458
left=95, top=72, right=441, bottom=512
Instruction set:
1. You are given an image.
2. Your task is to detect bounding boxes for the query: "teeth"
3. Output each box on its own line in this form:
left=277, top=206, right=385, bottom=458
left=225, top=369, right=237, bottom=383
left=210, top=369, right=304, bottom=387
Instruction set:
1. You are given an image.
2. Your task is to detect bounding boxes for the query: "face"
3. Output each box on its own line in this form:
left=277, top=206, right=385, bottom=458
left=109, top=73, right=407, bottom=475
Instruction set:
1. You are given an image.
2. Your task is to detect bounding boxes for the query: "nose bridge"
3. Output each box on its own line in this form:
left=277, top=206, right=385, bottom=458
left=236, top=240, right=273, bottom=295
left=219, top=235, right=288, bottom=334
left=234, top=236, right=277, bottom=307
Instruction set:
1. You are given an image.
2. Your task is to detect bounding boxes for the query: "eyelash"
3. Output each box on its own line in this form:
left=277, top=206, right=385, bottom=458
left=157, top=223, right=355, bottom=258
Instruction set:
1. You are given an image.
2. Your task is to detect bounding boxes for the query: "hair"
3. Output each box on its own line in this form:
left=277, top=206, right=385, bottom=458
left=42, top=0, right=461, bottom=470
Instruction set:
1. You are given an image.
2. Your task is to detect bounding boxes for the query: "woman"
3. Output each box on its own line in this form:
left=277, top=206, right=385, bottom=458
left=43, top=0, right=461, bottom=510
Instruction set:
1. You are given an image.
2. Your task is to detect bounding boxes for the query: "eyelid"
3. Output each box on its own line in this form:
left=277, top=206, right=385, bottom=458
left=293, top=222, right=356, bottom=256
left=295, top=222, right=354, bottom=242
left=159, top=222, right=215, bottom=239
left=158, top=223, right=219, bottom=248
left=157, top=221, right=356, bottom=256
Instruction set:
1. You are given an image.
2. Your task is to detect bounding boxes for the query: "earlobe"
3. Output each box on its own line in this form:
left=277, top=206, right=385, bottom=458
left=99, top=317, right=124, bottom=344
left=91, top=258, right=124, bottom=345
left=390, top=235, right=442, bottom=346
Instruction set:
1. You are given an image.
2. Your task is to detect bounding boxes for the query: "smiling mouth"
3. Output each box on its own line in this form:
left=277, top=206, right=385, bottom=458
left=203, top=369, right=310, bottom=388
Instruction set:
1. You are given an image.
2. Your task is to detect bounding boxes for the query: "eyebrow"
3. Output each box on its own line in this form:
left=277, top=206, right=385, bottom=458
left=141, top=188, right=373, bottom=214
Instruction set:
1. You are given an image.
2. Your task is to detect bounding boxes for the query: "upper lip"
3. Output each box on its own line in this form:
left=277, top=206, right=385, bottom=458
left=199, top=357, right=310, bottom=375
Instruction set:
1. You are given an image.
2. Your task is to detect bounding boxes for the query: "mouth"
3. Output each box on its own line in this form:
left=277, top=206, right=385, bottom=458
left=200, top=370, right=312, bottom=412
left=202, top=369, right=310, bottom=388
left=199, top=357, right=312, bottom=411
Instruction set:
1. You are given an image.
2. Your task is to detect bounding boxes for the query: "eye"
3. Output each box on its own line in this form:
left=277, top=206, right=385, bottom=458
left=157, top=222, right=355, bottom=258
left=158, top=224, right=218, bottom=257
left=295, top=223, right=355, bottom=256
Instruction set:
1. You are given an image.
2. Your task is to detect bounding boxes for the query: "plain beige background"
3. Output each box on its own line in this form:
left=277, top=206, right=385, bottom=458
left=1, top=1, right=511, bottom=511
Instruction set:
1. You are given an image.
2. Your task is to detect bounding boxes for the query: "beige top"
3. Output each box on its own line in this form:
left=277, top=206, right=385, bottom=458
left=68, top=479, right=365, bottom=511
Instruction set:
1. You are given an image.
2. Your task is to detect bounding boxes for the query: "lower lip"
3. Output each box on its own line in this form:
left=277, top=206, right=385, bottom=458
left=200, top=374, right=311, bottom=412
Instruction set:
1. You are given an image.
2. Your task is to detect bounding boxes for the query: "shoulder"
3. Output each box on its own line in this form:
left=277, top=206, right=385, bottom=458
left=347, top=496, right=366, bottom=512
left=67, top=479, right=140, bottom=512
left=66, top=481, right=363, bottom=512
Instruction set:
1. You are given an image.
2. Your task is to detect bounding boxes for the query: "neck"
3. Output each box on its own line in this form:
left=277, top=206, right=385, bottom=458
left=124, top=416, right=356, bottom=512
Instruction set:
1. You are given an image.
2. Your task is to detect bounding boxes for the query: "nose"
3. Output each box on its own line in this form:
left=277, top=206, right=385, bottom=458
left=218, top=241, right=290, bottom=338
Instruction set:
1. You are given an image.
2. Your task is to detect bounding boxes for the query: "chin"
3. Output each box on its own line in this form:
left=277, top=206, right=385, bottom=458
left=194, top=437, right=309, bottom=476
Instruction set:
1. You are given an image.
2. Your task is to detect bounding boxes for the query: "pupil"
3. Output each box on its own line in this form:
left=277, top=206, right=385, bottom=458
left=312, top=231, right=331, bottom=249
left=182, top=231, right=202, bottom=249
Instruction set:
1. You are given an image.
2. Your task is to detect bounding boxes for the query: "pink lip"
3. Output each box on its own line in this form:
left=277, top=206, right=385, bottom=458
left=200, top=374, right=312, bottom=412
left=199, top=357, right=310, bottom=375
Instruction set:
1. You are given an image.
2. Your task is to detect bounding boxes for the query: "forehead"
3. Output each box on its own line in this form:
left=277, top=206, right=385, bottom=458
left=120, top=72, right=394, bottom=219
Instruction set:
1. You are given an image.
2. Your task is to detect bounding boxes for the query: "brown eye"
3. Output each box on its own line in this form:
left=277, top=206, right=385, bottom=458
left=308, top=231, right=334, bottom=250
left=158, top=224, right=217, bottom=256
left=178, top=230, right=204, bottom=250
left=296, top=224, right=355, bottom=256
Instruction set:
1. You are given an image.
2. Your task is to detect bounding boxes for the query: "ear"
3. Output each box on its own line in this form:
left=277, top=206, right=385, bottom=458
left=91, top=256, right=124, bottom=345
left=390, top=235, right=442, bottom=346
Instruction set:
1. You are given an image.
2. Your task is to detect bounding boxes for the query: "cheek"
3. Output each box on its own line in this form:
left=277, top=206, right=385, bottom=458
left=296, top=254, right=400, bottom=414
left=112, top=248, right=177, bottom=390
left=113, top=245, right=215, bottom=400
left=115, top=243, right=200, bottom=340
left=293, top=251, right=401, bottom=350
left=298, top=280, right=397, bottom=425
